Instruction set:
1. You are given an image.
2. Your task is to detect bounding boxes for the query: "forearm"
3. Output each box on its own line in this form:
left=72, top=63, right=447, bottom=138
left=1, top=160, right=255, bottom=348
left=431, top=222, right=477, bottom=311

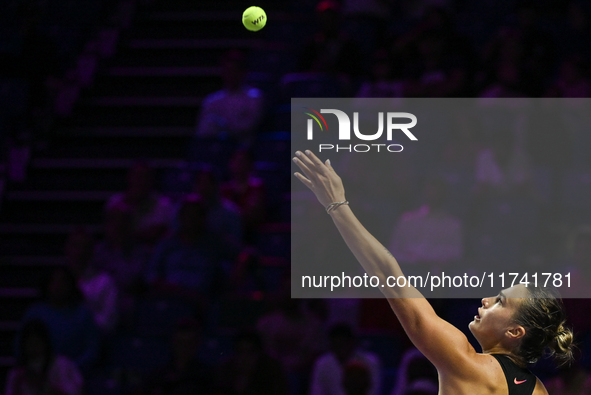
left=328, top=204, right=422, bottom=299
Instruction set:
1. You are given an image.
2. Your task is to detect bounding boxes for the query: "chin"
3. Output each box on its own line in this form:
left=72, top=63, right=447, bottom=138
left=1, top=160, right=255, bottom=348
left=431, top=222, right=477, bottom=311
left=468, top=321, right=479, bottom=338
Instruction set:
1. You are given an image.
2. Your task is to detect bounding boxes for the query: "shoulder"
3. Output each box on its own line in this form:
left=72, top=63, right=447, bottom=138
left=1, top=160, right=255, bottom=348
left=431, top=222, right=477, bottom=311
left=313, top=352, right=338, bottom=368
left=220, top=198, right=241, bottom=214
left=52, top=355, right=79, bottom=370
left=202, top=90, right=226, bottom=106
left=105, top=193, right=125, bottom=209
left=248, top=176, right=264, bottom=188
left=398, top=205, right=429, bottom=222
left=450, top=352, right=505, bottom=381
left=437, top=353, right=508, bottom=391
left=355, top=349, right=380, bottom=366
left=244, top=86, right=263, bottom=99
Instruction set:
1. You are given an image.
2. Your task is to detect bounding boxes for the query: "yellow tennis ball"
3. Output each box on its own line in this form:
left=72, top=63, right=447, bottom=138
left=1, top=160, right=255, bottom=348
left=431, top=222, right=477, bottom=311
left=242, top=6, right=267, bottom=31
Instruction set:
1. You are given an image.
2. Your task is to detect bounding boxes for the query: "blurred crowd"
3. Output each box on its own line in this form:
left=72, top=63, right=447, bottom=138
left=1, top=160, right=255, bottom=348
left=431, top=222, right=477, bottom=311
left=3, top=0, right=591, bottom=394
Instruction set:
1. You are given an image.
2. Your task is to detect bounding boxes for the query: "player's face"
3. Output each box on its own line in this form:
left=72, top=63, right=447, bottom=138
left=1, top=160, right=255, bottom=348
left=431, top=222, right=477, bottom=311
left=469, top=284, right=529, bottom=350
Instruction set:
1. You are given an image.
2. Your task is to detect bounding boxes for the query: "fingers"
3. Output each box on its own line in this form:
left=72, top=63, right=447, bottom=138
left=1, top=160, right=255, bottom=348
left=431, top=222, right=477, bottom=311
left=293, top=155, right=315, bottom=181
left=294, top=150, right=328, bottom=177
left=304, top=150, right=326, bottom=169
left=294, top=172, right=313, bottom=189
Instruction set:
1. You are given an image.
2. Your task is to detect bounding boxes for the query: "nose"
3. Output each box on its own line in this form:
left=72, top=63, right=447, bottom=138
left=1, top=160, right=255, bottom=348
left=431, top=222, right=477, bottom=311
left=481, top=297, right=489, bottom=308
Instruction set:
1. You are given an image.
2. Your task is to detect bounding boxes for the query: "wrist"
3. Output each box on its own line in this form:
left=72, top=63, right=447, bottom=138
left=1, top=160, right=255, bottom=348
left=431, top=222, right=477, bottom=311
left=325, top=200, right=349, bottom=214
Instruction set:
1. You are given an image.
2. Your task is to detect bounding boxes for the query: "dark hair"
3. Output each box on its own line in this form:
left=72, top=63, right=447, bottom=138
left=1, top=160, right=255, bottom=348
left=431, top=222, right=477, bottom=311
left=234, top=329, right=263, bottom=351
left=221, top=49, right=246, bottom=69
left=329, top=323, right=355, bottom=340
left=175, top=317, right=201, bottom=334
left=41, top=266, right=83, bottom=305
left=512, top=286, right=574, bottom=366
left=17, top=320, right=54, bottom=374
left=178, top=193, right=207, bottom=217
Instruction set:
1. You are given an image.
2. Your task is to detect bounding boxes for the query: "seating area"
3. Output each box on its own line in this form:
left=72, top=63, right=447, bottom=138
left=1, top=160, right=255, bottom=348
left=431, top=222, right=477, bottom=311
left=1, top=0, right=591, bottom=394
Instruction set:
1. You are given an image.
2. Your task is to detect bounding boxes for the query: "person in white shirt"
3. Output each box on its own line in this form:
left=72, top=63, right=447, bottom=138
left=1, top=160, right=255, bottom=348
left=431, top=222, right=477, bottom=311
left=310, top=323, right=381, bottom=395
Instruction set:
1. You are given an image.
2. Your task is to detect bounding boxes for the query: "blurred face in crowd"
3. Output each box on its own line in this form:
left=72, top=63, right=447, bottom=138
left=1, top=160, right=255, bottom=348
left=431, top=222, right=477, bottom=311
left=342, top=362, right=371, bottom=395
left=496, top=60, right=520, bottom=89
left=423, top=179, right=447, bottom=210
left=48, top=268, right=76, bottom=306
left=228, top=150, right=253, bottom=180
left=24, top=333, right=48, bottom=362
left=127, top=162, right=154, bottom=202
left=178, top=199, right=207, bottom=237
left=235, top=337, right=261, bottom=369
left=172, top=328, right=200, bottom=364
left=330, top=334, right=356, bottom=363
left=104, top=207, right=133, bottom=245
left=315, top=0, right=341, bottom=36
left=559, top=58, right=585, bottom=85
left=194, top=170, right=218, bottom=202
left=222, top=58, right=245, bottom=91
left=65, top=229, right=94, bottom=273
left=318, top=9, right=339, bottom=36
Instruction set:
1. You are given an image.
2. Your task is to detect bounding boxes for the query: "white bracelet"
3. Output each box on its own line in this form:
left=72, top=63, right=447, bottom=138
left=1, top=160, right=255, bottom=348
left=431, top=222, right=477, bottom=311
left=325, top=200, right=349, bottom=214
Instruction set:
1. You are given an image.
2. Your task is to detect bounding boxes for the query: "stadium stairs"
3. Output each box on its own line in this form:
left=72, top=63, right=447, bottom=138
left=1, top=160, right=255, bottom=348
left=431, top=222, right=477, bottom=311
left=0, top=0, right=293, bottom=390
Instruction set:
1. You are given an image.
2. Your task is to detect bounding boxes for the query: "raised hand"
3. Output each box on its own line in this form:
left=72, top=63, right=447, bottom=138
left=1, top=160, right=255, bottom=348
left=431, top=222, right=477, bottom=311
left=292, top=150, right=346, bottom=209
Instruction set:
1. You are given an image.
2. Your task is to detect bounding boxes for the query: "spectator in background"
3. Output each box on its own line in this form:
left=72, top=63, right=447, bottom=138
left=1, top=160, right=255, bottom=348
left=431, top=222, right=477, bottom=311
left=473, top=130, right=533, bottom=198
left=106, top=161, right=175, bottom=247
left=512, top=1, right=557, bottom=96
left=546, top=55, right=591, bottom=97
left=388, top=177, right=463, bottom=273
left=559, top=1, right=591, bottom=62
left=297, top=0, right=363, bottom=90
left=257, top=298, right=325, bottom=394
left=544, top=359, right=591, bottom=395
left=561, top=226, right=591, bottom=332
left=478, top=1, right=557, bottom=98
left=310, top=323, right=381, bottom=395
left=93, top=203, right=149, bottom=328
left=391, top=348, right=438, bottom=395
left=22, top=267, right=100, bottom=374
left=6, top=320, right=83, bottom=395
left=215, top=330, right=288, bottom=395
left=0, top=0, right=60, bottom=112
left=479, top=58, right=527, bottom=98
left=192, top=166, right=243, bottom=259
left=221, top=148, right=266, bottom=245
left=478, top=26, right=527, bottom=97
left=143, top=319, right=212, bottom=395
left=356, top=49, right=405, bottom=98
left=145, top=194, right=225, bottom=304
left=195, top=49, right=264, bottom=146
left=394, top=7, right=474, bottom=97
left=341, top=0, right=390, bottom=71
left=342, top=361, right=371, bottom=395
left=66, top=227, right=119, bottom=334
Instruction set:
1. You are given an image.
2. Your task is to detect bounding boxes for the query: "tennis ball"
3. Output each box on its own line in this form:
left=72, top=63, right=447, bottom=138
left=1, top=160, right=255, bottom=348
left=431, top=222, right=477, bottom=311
left=242, top=6, right=267, bottom=32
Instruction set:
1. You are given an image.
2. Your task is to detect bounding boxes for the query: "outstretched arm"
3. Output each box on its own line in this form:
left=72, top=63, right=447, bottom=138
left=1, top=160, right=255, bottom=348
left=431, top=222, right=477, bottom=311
left=293, top=150, right=477, bottom=373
